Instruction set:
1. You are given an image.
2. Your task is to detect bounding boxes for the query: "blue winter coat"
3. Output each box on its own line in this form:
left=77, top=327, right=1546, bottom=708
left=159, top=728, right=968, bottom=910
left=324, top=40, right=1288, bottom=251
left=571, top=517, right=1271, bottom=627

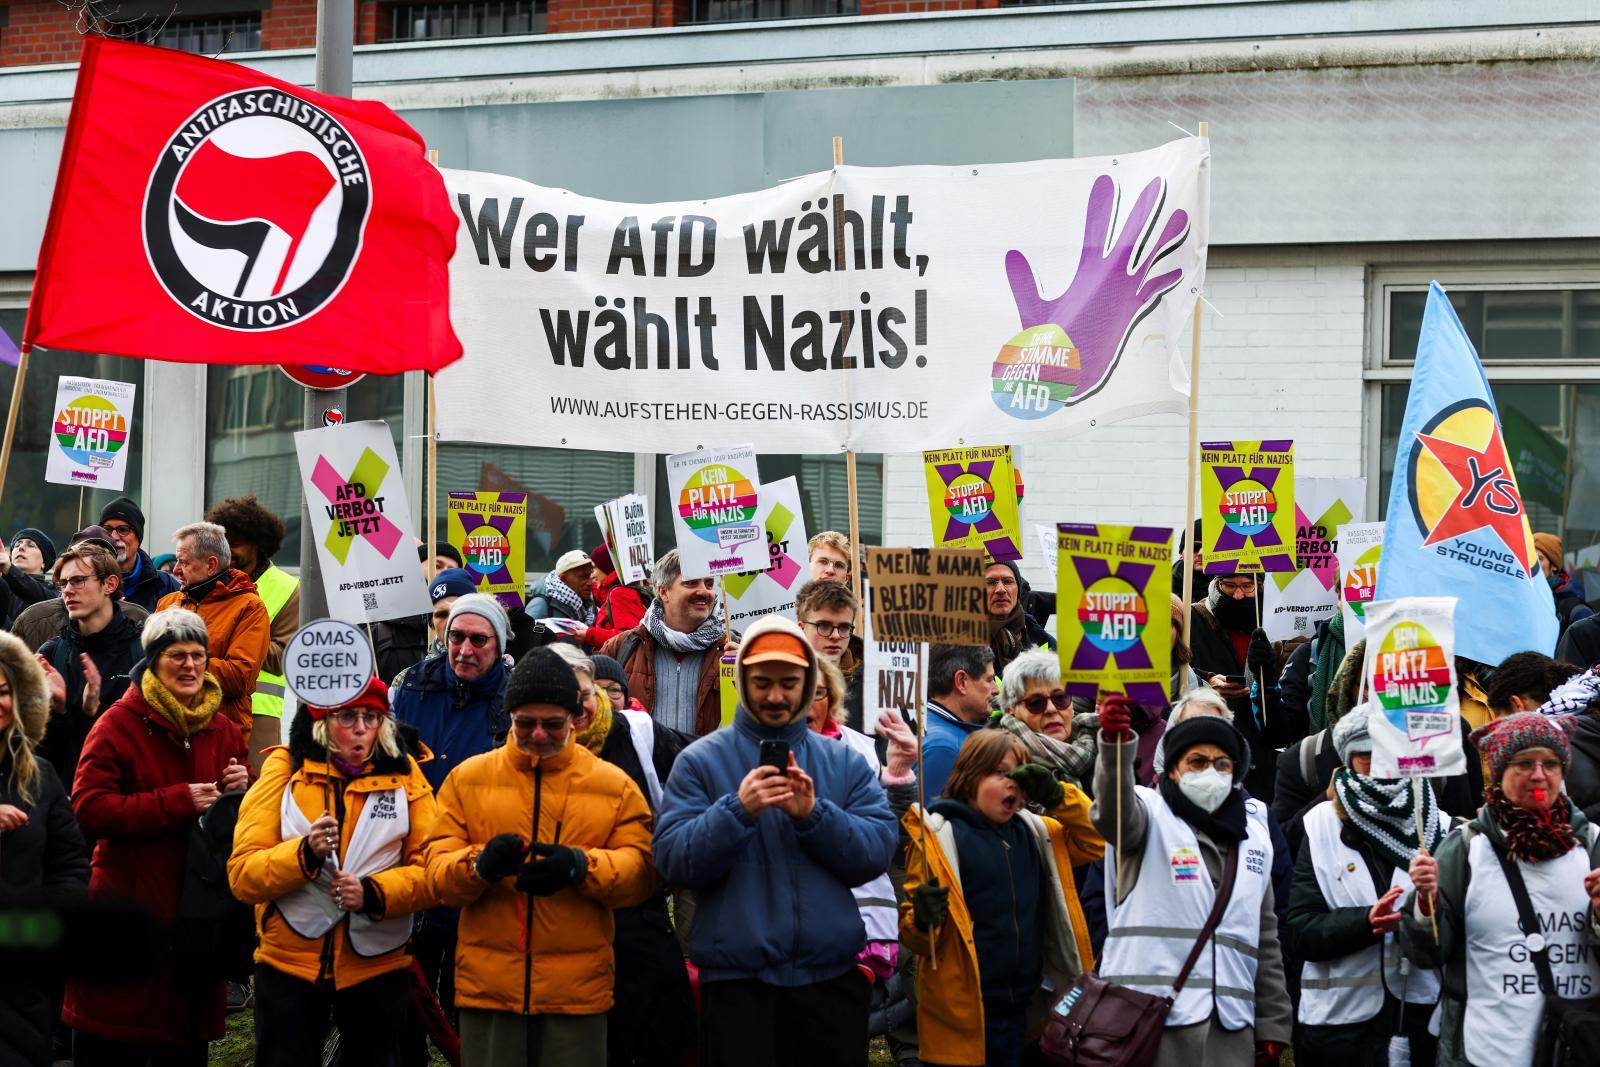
left=121, top=550, right=180, bottom=614
left=654, top=707, right=897, bottom=988
left=389, top=652, right=508, bottom=792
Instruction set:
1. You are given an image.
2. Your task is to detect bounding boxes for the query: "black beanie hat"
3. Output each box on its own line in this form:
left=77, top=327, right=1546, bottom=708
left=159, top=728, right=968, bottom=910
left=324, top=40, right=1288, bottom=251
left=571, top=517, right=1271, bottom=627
left=1163, top=715, right=1249, bottom=782
left=11, top=528, right=56, bottom=570
left=504, top=647, right=582, bottom=717
left=590, top=654, right=629, bottom=708
left=98, top=497, right=146, bottom=543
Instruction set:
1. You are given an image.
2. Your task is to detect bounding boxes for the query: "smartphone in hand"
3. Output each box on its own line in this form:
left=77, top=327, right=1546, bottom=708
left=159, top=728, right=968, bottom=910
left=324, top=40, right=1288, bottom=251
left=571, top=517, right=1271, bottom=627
left=758, top=740, right=789, bottom=773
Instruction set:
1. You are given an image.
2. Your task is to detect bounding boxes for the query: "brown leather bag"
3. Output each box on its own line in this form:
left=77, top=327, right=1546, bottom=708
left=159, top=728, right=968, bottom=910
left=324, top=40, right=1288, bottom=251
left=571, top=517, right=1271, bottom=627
left=1041, top=842, right=1241, bottom=1067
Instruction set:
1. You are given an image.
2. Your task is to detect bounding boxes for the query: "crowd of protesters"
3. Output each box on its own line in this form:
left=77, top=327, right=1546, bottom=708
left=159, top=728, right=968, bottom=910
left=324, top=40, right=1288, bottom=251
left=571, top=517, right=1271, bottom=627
left=5, top=493, right=1600, bottom=1067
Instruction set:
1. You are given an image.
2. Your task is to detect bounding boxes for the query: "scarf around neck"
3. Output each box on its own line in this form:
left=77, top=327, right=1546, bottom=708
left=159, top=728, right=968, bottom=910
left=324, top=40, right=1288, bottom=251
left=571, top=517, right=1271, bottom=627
left=576, top=692, right=615, bottom=754
left=1333, top=770, right=1444, bottom=871
left=644, top=596, right=724, bottom=654
left=1487, top=784, right=1581, bottom=863
left=140, top=669, right=222, bottom=738
left=996, top=712, right=1093, bottom=786
left=989, top=602, right=1026, bottom=663
left=1158, top=773, right=1248, bottom=842
left=544, top=572, right=596, bottom=625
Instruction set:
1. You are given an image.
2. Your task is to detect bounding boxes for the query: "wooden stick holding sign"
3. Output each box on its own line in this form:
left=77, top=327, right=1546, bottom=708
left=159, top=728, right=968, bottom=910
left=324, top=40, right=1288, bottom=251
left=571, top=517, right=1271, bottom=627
left=832, top=135, right=866, bottom=620
left=866, top=546, right=988, bottom=974
left=1413, top=781, right=1440, bottom=944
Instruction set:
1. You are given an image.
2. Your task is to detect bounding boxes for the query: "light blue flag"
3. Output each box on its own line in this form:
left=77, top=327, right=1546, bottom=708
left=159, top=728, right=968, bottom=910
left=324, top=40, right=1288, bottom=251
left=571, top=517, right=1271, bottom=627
left=1375, top=281, right=1557, bottom=663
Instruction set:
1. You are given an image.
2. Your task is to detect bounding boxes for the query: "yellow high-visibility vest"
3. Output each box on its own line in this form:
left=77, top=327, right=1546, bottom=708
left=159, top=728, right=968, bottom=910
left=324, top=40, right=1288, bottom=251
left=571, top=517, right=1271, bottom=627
left=252, top=564, right=297, bottom=719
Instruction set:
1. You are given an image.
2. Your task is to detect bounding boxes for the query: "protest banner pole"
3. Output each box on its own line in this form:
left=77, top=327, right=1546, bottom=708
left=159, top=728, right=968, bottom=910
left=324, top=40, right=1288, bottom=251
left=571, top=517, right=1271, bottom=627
left=425, top=149, right=441, bottom=577
left=1414, top=781, right=1440, bottom=943
left=912, top=646, right=937, bottom=971
left=0, top=346, right=30, bottom=512
left=832, top=135, right=866, bottom=612
left=77, top=486, right=84, bottom=530
left=1179, top=121, right=1210, bottom=679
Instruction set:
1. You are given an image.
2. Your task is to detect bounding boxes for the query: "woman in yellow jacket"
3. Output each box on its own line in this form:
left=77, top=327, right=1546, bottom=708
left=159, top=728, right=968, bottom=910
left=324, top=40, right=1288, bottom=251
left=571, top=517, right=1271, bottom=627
left=901, top=730, right=1103, bottom=1067
left=228, top=676, right=438, bottom=1067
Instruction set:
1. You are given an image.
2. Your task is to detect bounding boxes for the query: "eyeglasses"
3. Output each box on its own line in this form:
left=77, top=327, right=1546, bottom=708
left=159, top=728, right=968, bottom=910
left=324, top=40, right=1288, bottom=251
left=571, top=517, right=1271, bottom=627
left=330, top=709, right=385, bottom=729
left=160, top=651, right=206, bottom=665
left=598, top=683, right=626, bottom=701
left=447, top=629, right=493, bottom=649
left=511, top=715, right=570, bottom=735
left=1020, top=691, right=1071, bottom=715
left=1508, top=758, right=1564, bottom=777
left=1181, top=754, right=1234, bottom=774
left=102, top=523, right=136, bottom=538
left=1218, top=579, right=1257, bottom=595
left=801, top=619, right=854, bottom=639
left=56, top=574, right=105, bottom=591
left=985, top=576, right=1018, bottom=589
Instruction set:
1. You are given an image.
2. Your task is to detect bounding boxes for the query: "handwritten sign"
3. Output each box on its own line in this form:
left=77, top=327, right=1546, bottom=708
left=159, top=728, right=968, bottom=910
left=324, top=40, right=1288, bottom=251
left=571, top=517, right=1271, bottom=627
left=864, top=547, right=988, bottom=646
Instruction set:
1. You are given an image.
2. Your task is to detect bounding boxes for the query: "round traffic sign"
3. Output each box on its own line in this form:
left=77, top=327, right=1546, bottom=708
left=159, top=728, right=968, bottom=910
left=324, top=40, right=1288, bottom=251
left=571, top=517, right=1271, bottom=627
left=284, top=619, right=375, bottom=709
left=280, top=364, right=368, bottom=390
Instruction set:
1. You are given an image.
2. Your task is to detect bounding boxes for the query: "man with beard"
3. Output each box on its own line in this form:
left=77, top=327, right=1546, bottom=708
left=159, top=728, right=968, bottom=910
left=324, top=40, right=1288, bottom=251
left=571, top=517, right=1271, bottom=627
left=98, top=497, right=180, bottom=612
left=601, top=549, right=731, bottom=737
left=654, top=615, right=897, bottom=1067
left=983, top=559, right=1053, bottom=678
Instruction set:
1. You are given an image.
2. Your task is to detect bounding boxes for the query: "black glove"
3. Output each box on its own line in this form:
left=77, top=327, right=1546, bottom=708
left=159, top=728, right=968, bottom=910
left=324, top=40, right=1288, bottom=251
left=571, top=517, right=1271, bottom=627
left=1246, top=628, right=1279, bottom=683
left=474, top=833, right=527, bottom=882
left=515, top=843, right=588, bottom=896
left=1006, top=763, right=1065, bottom=811
left=912, top=880, right=949, bottom=932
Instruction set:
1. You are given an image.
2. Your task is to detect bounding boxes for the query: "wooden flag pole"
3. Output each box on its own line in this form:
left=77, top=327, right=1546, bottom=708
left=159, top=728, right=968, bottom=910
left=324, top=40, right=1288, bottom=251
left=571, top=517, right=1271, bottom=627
left=77, top=486, right=84, bottom=531
left=1179, top=117, right=1206, bottom=691
left=833, top=135, right=866, bottom=612
left=0, top=344, right=31, bottom=513
left=425, top=148, right=441, bottom=577
left=912, top=646, right=936, bottom=971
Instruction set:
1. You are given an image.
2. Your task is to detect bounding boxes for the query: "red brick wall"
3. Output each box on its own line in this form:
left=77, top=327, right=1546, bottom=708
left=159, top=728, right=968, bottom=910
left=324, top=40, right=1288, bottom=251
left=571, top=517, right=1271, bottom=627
left=547, top=0, right=655, bottom=33
left=0, top=2, right=90, bottom=67
left=859, top=0, right=978, bottom=13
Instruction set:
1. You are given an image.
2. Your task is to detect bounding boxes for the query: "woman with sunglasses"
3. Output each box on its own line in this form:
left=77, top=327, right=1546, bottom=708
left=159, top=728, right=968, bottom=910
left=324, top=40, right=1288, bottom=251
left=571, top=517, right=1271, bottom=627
left=995, top=647, right=1099, bottom=790
left=229, top=676, right=438, bottom=1067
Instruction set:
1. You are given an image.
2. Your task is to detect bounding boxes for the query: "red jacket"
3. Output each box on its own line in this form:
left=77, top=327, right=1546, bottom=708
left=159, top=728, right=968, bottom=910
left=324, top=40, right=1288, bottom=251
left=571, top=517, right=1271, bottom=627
left=63, top=678, right=247, bottom=1044
left=585, top=573, right=649, bottom=650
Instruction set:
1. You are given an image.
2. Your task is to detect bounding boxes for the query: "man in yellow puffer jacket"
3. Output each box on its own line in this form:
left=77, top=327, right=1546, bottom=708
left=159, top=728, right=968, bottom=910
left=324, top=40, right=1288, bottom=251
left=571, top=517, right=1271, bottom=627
left=425, top=646, right=655, bottom=1065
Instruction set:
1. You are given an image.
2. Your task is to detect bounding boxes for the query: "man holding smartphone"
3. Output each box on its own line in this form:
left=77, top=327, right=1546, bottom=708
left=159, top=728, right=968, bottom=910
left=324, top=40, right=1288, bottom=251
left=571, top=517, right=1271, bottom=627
left=654, top=615, right=898, bottom=1067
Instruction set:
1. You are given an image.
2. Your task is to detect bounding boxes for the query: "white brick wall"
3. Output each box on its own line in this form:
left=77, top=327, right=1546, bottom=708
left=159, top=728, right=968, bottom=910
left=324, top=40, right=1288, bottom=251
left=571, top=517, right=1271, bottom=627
left=882, top=248, right=1369, bottom=591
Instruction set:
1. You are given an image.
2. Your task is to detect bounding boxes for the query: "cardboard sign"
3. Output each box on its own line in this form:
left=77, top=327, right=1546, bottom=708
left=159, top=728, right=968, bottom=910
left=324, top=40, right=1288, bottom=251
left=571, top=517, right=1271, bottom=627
left=864, top=547, right=988, bottom=647
left=666, top=445, right=767, bottom=580
left=859, top=576, right=928, bottom=736
left=722, top=477, right=809, bottom=630
left=594, top=493, right=653, bottom=586
left=923, top=444, right=1022, bottom=562
left=1337, top=521, right=1385, bottom=641
left=448, top=491, right=527, bottom=612
left=1362, top=596, right=1465, bottom=779
left=1056, top=523, right=1173, bottom=707
left=1262, top=477, right=1366, bottom=641
left=1201, top=439, right=1296, bottom=574
left=283, top=619, right=375, bottom=708
left=45, top=376, right=137, bottom=490
left=294, top=420, right=433, bottom=624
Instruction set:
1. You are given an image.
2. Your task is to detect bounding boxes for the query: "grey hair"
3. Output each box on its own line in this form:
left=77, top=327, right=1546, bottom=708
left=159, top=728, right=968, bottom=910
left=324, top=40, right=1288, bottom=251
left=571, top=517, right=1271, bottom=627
left=312, top=713, right=401, bottom=761
left=1000, top=647, right=1061, bottom=709
left=928, top=643, right=996, bottom=698
left=546, top=642, right=595, bottom=679
left=653, top=548, right=683, bottom=595
left=1169, top=687, right=1233, bottom=724
left=141, top=607, right=209, bottom=653
left=173, top=521, right=231, bottom=569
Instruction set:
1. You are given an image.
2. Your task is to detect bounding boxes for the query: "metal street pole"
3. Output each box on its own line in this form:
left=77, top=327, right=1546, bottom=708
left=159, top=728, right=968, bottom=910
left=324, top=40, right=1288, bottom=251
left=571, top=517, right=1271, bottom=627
left=298, top=0, right=354, bottom=623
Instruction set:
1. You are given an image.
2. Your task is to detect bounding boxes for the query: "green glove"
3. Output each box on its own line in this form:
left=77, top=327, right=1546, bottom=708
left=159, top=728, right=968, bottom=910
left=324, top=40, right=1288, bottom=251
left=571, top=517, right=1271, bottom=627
left=1007, top=763, right=1065, bottom=811
left=912, top=879, right=950, bottom=932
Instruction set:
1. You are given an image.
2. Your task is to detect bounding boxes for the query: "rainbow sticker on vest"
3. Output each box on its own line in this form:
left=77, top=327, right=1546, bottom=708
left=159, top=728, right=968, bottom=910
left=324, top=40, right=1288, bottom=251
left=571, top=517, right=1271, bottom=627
left=1373, top=620, right=1454, bottom=741
left=1342, top=544, right=1381, bottom=620
left=991, top=325, right=1080, bottom=420
left=678, top=463, right=759, bottom=546
left=54, top=394, right=128, bottom=469
left=1078, top=577, right=1147, bottom=654
left=1170, top=846, right=1202, bottom=884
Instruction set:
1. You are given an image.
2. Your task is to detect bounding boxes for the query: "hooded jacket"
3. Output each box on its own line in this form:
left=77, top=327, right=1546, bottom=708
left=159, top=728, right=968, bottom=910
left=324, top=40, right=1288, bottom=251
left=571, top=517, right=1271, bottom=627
left=155, top=567, right=270, bottom=737
left=121, top=548, right=181, bottom=614
left=653, top=614, right=899, bottom=987
left=390, top=651, right=509, bottom=792
left=423, top=731, right=656, bottom=1016
left=585, top=570, right=650, bottom=650
left=227, top=713, right=438, bottom=991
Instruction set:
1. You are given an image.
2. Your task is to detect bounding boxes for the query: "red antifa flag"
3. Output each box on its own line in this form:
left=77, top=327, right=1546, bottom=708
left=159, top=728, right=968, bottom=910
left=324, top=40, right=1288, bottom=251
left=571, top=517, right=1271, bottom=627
left=25, top=37, right=461, bottom=374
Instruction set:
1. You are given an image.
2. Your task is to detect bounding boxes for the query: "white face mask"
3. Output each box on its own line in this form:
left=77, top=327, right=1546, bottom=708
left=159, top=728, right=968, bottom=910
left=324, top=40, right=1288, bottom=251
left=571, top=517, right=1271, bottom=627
left=1177, top=767, right=1234, bottom=813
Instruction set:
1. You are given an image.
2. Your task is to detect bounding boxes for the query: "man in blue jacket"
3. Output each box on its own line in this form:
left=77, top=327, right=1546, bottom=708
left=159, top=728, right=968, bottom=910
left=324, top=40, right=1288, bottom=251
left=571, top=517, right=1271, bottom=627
left=98, top=497, right=180, bottom=613
left=654, top=614, right=897, bottom=1067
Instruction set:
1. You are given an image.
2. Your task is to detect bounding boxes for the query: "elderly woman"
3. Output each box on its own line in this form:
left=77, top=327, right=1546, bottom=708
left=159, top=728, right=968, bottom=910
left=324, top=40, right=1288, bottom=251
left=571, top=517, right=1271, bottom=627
left=1285, top=704, right=1441, bottom=1067
left=996, top=647, right=1099, bottom=789
left=1403, top=713, right=1600, bottom=1067
left=228, top=676, right=437, bottom=1066
left=0, top=630, right=87, bottom=1067
left=64, top=609, right=250, bottom=1067
left=1093, top=701, right=1293, bottom=1067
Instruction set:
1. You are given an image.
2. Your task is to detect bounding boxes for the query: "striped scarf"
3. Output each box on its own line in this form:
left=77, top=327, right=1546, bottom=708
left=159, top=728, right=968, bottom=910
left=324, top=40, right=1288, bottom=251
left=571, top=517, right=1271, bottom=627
left=1332, top=770, right=1445, bottom=871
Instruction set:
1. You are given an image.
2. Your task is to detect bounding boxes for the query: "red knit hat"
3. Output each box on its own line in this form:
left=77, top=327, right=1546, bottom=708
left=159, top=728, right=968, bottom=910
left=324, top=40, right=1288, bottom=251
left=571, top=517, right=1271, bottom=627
left=305, top=675, right=390, bottom=721
left=1469, top=712, right=1575, bottom=782
left=590, top=542, right=615, bottom=577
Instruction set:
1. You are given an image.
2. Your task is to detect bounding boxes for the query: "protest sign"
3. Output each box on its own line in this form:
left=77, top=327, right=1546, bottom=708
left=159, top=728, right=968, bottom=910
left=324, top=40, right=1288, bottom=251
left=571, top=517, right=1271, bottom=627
left=1201, top=440, right=1296, bottom=574
left=666, top=445, right=767, bottom=580
left=1262, top=477, right=1366, bottom=641
left=283, top=619, right=374, bottom=708
left=594, top=493, right=653, bottom=585
left=923, top=445, right=1022, bottom=562
left=722, top=477, right=809, bottom=630
left=1056, top=524, right=1173, bottom=707
left=1337, top=522, right=1385, bottom=641
left=448, top=491, right=527, bottom=612
left=294, top=420, right=432, bottom=624
left=1035, top=525, right=1058, bottom=570
left=1362, top=597, right=1465, bottom=779
left=719, top=653, right=739, bottom=728
left=863, top=638, right=928, bottom=734
left=45, top=376, right=136, bottom=490
left=865, top=547, right=988, bottom=646
left=435, top=138, right=1211, bottom=455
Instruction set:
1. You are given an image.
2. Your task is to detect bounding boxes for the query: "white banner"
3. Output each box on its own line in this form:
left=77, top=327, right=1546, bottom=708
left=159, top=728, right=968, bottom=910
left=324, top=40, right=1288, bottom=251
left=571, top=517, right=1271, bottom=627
left=45, top=376, right=136, bottom=491
left=436, top=138, right=1209, bottom=454
left=665, top=444, right=767, bottom=580
left=594, top=493, right=653, bottom=586
left=1262, top=477, right=1366, bottom=642
left=722, top=477, right=809, bottom=630
left=1337, top=521, right=1385, bottom=641
left=1363, top=596, right=1465, bottom=780
left=294, top=420, right=433, bottom=624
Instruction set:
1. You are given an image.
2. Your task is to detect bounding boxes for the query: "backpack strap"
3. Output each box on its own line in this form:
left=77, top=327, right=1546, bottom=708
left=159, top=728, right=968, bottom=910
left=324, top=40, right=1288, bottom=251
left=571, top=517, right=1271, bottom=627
left=1301, top=729, right=1328, bottom=794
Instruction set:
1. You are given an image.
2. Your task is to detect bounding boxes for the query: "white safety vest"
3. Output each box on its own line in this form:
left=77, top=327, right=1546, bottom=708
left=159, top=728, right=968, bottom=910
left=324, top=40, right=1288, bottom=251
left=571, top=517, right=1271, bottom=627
left=1298, top=801, right=1441, bottom=1026
left=1100, top=786, right=1272, bottom=1029
left=1461, top=827, right=1600, bottom=1067
left=838, top=724, right=898, bottom=942
left=277, top=778, right=414, bottom=957
left=617, top=710, right=663, bottom=810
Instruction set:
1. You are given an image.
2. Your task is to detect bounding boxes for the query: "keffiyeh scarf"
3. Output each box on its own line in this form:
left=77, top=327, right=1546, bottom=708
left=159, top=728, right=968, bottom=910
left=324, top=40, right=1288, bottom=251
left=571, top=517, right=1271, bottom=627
left=996, top=711, right=1095, bottom=787
left=1333, top=770, right=1445, bottom=871
left=1538, top=669, right=1600, bottom=717
left=544, top=572, right=597, bottom=625
left=643, top=597, right=725, bottom=654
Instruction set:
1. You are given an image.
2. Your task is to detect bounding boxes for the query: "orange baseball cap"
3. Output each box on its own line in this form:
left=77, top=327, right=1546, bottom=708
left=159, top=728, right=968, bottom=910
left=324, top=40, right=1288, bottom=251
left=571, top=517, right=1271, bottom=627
left=742, top=631, right=811, bottom=668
